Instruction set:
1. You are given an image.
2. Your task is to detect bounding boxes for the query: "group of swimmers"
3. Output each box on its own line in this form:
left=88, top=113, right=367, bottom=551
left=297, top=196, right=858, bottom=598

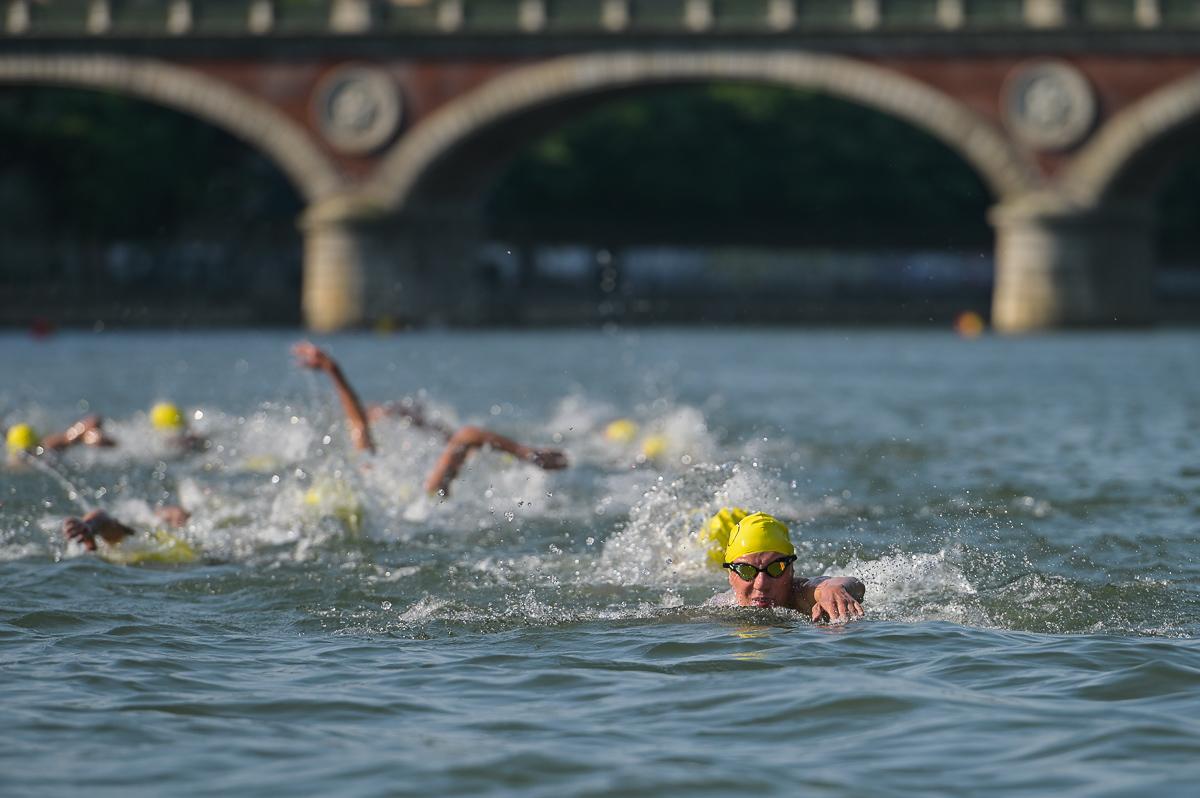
left=5, top=342, right=866, bottom=621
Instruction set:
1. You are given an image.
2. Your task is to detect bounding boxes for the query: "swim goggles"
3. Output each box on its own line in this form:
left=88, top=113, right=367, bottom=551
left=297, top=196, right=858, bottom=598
left=723, top=555, right=797, bottom=582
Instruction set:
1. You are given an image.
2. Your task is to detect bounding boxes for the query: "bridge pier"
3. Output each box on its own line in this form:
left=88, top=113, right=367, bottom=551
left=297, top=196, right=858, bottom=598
left=300, top=198, right=487, bottom=330
left=301, top=203, right=371, bottom=331
left=990, top=199, right=1155, bottom=332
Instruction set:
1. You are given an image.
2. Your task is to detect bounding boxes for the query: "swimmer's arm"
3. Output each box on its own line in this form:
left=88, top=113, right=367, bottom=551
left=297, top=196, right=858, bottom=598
left=293, top=342, right=375, bottom=454
left=797, top=576, right=865, bottom=623
left=367, top=401, right=455, bottom=441
left=41, top=415, right=116, bottom=451
left=423, top=426, right=568, bottom=496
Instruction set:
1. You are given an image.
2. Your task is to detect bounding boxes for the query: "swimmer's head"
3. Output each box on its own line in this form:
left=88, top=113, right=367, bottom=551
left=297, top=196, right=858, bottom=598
left=640, top=434, right=668, bottom=463
left=604, top=418, right=639, bottom=444
left=6, top=423, right=40, bottom=453
left=724, top=512, right=795, bottom=563
left=150, top=402, right=185, bottom=432
left=724, top=513, right=797, bottom=608
left=304, top=478, right=364, bottom=535
left=699, top=506, right=749, bottom=568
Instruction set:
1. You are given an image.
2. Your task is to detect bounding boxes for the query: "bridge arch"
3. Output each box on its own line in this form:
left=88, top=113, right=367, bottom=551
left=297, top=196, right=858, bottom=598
left=1066, top=70, right=1200, bottom=206
left=369, top=51, right=1040, bottom=213
left=0, top=55, right=343, bottom=202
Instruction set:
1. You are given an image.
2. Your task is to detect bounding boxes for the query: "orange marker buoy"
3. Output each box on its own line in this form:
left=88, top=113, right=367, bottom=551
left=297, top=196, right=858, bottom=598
left=954, top=311, right=986, bottom=339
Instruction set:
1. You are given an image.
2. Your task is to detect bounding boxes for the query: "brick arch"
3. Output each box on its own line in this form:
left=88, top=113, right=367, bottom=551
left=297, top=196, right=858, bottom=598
left=0, top=55, right=343, bottom=202
left=370, top=51, right=1040, bottom=212
left=1066, top=71, right=1200, bottom=205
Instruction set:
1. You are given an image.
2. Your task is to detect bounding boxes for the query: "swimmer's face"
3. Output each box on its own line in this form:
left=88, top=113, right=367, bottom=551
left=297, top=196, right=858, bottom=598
left=727, top=550, right=794, bottom=608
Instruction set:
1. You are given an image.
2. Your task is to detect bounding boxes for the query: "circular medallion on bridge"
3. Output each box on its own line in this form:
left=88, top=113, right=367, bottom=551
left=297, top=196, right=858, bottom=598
left=313, top=65, right=402, bottom=155
left=1003, top=61, right=1096, bottom=152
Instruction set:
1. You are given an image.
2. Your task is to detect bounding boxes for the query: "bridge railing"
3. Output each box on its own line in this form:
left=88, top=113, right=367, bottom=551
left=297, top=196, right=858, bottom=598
left=3, top=0, right=1198, bottom=37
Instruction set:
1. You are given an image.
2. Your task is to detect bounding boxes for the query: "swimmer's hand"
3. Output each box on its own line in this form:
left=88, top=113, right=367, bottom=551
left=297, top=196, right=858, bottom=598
left=154, top=505, right=191, bottom=528
left=63, top=516, right=98, bottom=551
left=63, top=510, right=135, bottom=551
left=808, top=577, right=866, bottom=624
left=526, top=448, right=568, bottom=470
left=292, top=341, right=335, bottom=372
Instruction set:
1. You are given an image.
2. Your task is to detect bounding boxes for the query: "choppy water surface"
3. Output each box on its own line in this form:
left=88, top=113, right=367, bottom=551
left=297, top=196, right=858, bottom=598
left=2, top=329, right=1199, bottom=796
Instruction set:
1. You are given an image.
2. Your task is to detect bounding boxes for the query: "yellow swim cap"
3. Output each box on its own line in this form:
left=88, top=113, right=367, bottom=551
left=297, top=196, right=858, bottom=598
left=724, top=512, right=795, bottom=563
left=6, top=423, right=40, bottom=453
left=640, top=434, right=668, bottom=462
left=700, top=506, right=749, bottom=568
left=304, top=478, right=364, bottom=535
left=605, top=418, right=639, bottom=444
left=151, top=402, right=185, bottom=431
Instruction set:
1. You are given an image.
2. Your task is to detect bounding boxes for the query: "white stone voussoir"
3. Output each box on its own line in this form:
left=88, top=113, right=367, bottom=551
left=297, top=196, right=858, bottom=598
left=369, top=50, right=1040, bottom=212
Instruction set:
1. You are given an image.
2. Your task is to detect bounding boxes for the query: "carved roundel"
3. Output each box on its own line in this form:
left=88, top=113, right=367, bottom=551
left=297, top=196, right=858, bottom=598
left=313, top=65, right=402, bottom=155
left=1003, top=61, right=1097, bottom=152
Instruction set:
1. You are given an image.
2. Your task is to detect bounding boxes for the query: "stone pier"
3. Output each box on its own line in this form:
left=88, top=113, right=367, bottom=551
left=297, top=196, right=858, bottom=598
left=300, top=198, right=487, bottom=330
left=990, top=198, right=1155, bottom=332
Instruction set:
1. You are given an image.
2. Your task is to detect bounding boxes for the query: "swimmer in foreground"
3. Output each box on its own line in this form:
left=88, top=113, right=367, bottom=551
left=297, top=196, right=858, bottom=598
left=292, top=341, right=567, bottom=496
left=62, top=507, right=197, bottom=565
left=705, top=510, right=865, bottom=623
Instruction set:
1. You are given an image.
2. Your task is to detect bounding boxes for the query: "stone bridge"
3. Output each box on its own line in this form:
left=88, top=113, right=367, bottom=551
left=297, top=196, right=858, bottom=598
left=4, top=0, right=1200, bottom=330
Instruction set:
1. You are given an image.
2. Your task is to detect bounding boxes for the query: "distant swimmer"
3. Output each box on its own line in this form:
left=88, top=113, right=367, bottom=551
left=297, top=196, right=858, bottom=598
left=603, top=418, right=671, bottom=467
left=149, top=401, right=207, bottom=452
left=702, top=509, right=865, bottom=622
left=5, top=415, right=117, bottom=464
left=61, top=507, right=197, bottom=565
left=292, top=341, right=568, bottom=497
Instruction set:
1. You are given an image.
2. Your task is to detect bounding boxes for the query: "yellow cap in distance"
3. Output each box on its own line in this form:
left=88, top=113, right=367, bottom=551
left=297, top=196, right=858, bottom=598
left=6, top=423, right=40, bottom=453
left=604, top=418, right=639, bottom=444
left=151, top=402, right=185, bottom=431
left=640, top=434, right=668, bottom=462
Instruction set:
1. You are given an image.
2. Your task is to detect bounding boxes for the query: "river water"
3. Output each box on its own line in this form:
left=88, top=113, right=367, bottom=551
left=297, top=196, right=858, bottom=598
left=2, top=328, right=1198, bottom=796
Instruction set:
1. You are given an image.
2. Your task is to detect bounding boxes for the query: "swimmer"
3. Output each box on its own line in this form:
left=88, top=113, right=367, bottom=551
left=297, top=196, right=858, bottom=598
left=62, top=506, right=197, bottom=565
left=6, top=416, right=116, bottom=463
left=705, top=510, right=865, bottom=623
left=292, top=341, right=568, bottom=497
left=603, top=418, right=671, bottom=467
left=149, top=401, right=206, bottom=452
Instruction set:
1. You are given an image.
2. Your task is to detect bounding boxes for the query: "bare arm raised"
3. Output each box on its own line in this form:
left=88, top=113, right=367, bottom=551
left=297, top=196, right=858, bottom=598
left=292, top=341, right=376, bottom=454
